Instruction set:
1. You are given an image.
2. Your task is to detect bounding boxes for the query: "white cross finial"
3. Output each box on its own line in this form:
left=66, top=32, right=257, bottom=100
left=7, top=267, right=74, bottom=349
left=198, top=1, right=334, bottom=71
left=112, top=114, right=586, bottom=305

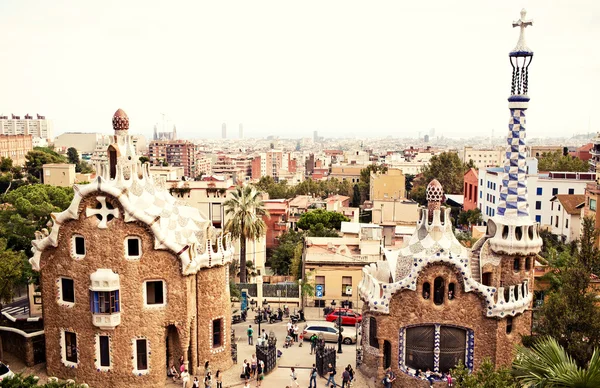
left=85, top=196, right=120, bottom=229
left=512, top=9, right=533, bottom=53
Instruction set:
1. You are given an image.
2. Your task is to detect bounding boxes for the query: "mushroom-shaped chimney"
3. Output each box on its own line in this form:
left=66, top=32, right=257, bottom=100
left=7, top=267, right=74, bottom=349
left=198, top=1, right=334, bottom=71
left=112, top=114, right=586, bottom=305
left=426, top=179, right=444, bottom=221
left=112, top=108, right=129, bottom=131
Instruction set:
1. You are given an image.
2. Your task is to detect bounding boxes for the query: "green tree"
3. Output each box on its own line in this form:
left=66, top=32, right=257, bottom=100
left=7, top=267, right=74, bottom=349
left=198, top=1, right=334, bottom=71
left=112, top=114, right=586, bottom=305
left=536, top=217, right=600, bottom=366
left=351, top=184, right=361, bottom=207
left=420, top=152, right=466, bottom=194
left=139, top=156, right=150, bottom=164
left=513, top=336, right=600, bottom=388
left=538, top=150, right=589, bottom=172
left=409, top=185, right=427, bottom=206
left=24, top=149, right=67, bottom=181
left=457, top=208, right=483, bottom=228
left=0, top=157, right=12, bottom=173
left=0, top=184, right=74, bottom=254
left=66, top=147, right=80, bottom=165
left=224, top=185, right=269, bottom=283
left=0, top=239, right=27, bottom=310
left=451, top=359, right=518, bottom=388
left=270, top=230, right=304, bottom=275
left=0, top=374, right=88, bottom=387
left=297, top=209, right=349, bottom=231
left=405, top=174, right=415, bottom=194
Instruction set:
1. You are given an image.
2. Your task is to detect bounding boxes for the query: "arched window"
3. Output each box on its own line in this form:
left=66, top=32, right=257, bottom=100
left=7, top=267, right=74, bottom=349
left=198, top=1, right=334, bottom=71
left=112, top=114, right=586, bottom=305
left=448, top=283, right=455, bottom=300
left=504, top=287, right=510, bottom=303
left=422, top=283, right=431, bottom=300
left=525, top=257, right=531, bottom=270
left=514, top=286, right=519, bottom=301
left=433, top=277, right=445, bottom=305
left=513, top=258, right=520, bottom=271
left=369, top=317, right=379, bottom=348
left=506, top=317, right=513, bottom=334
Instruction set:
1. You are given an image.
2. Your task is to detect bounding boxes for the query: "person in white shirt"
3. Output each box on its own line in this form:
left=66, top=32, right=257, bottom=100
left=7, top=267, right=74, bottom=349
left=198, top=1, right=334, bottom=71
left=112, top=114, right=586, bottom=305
left=290, top=367, right=300, bottom=387
left=181, top=369, right=190, bottom=388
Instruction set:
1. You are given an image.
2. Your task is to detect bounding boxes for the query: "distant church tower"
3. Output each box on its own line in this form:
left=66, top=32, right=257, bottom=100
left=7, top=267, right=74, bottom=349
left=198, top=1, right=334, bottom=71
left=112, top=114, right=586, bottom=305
left=172, top=125, right=177, bottom=140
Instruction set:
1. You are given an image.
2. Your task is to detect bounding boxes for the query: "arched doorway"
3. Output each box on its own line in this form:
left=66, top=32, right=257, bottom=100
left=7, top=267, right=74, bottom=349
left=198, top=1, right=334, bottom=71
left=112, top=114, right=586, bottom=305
left=166, top=325, right=182, bottom=370
left=383, top=340, right=392, bottom=369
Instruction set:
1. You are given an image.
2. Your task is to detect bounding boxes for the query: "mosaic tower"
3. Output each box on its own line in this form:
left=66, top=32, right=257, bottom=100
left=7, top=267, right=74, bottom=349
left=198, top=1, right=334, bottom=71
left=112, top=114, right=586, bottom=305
left=489, top=9, right=542, bottom=256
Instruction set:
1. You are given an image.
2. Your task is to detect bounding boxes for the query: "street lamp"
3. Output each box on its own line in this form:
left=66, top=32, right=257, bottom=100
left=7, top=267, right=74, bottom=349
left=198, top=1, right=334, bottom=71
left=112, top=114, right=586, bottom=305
left=337, top=312, right=343, bottom=354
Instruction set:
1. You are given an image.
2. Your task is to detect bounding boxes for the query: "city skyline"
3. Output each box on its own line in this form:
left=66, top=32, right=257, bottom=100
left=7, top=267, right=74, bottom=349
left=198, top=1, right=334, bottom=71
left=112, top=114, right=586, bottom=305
left=1, top=1, right=599, bottom=139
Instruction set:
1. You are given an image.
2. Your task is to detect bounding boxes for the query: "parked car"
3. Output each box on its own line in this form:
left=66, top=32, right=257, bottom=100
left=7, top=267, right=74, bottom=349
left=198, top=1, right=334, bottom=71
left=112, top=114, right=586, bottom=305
left=302, top=321, right=357, bottom=344
left=0, top=362, right=14, bottom=382
left=325, top=308, right=362, bottom=326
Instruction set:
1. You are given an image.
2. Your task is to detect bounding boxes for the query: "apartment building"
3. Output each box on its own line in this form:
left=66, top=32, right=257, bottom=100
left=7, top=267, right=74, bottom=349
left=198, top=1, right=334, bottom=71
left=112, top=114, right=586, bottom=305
left=463, top=168, right=479, bottom=211
left=549, top=194, right=585, bottom=243
left=212, top=154, right=252, bottom=181
left=0, top=134, right=32, bottom=165
left=0, top=113, right=53, bottom=142
left=461, top=146, right=503, bottom=169
left=148, top=139, right=197, bottom=177
left=251, top=150, right=290, bottom=181
left=370, top=168, right=406, bottom=200
left=478, top=158, right=594, bottom=225
left=329, top=164, right=364, bottom=184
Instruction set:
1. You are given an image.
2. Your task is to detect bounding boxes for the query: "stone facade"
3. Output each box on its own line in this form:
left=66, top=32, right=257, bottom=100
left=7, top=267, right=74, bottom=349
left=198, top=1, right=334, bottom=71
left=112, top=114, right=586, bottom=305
left=31, top=109, right=234, bottom=388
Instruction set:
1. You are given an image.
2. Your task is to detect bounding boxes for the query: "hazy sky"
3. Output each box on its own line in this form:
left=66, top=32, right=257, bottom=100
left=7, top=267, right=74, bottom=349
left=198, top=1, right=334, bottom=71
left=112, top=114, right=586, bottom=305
left=1, top=1, right=599, bottom=140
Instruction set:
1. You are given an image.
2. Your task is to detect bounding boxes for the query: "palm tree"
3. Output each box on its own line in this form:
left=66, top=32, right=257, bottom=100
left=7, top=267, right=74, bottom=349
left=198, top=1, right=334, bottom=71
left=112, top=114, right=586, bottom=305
left=224, top=185, right=269, bottom=283
left=513, top=336, right=600, bottom=387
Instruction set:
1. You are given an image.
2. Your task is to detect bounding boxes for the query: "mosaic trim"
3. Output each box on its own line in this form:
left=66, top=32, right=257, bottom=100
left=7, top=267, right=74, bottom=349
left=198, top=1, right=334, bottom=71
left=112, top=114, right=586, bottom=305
left=433, top=324, right=441, bottom=373
left=60, top=329, right=79, bottom=369
left=209, top=316, right=227, bottom=354
left=131, top=336, right=151, bottom=376
left=94, top=333, right=113, bottom=372
left=359, top=253, right=532, bottom=318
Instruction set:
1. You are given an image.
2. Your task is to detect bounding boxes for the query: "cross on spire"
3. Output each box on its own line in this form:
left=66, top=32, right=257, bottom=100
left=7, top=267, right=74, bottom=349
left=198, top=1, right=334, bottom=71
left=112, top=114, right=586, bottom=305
left=512, top=9, right=533, bottom=53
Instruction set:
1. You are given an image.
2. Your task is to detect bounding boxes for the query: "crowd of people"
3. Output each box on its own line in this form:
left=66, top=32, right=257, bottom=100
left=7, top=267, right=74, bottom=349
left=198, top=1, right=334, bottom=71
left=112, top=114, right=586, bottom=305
left=167, top=358, right=223, bottom=388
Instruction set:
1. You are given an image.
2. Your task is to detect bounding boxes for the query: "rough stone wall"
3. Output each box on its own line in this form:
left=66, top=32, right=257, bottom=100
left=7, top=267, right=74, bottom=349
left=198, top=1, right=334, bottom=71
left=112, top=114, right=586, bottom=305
left=0, top=331, right=37, bottom=366
left=196, top=265, right=232, bottom=373
left=497, top=253, right=535, bottom=287
left=360, top=263, right=527, bottom=387
left=40, top=195, right=189, bottom=388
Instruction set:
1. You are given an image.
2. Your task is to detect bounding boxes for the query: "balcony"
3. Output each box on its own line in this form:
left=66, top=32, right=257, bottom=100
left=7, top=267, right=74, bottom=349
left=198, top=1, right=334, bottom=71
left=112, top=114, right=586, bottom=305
left=92, top=312, right=121, bottom=330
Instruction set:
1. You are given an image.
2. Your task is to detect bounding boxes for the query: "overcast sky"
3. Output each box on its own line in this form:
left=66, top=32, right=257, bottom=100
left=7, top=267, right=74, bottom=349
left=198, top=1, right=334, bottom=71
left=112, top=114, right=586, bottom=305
left=1, top=1, right=598, bottom=140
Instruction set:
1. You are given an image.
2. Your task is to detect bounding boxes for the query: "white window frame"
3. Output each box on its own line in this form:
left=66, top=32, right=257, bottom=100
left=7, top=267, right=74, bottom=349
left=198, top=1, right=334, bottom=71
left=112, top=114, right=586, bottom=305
left=125, top=236, right=142, bottom=260
left=71, top=234, right=86, bottom=260
left=95, top=334, right=112, bottom=371
left=143, top=280, right=167, bottom=308
left=58, top=277, right=75, bottom=307
left=60, top=329, right=79, bottom=368
left=131, top=337, right=150, bottom=375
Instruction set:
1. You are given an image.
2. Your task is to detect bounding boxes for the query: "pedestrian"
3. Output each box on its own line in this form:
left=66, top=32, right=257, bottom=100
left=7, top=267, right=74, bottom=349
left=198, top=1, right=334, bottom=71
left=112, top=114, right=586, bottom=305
left=309, top=363, right=318, bottom=388
left=342, top=366, right=350, bottom=388
left=382, top=370, right=395, bottom=388
left=169, top=363, right=180, bottom=381
left=251, top=353, right=257, bottom=377
left=257, top=359, right=265, bottom=387
left=346, top=364, right=354, bottom=384
left=245, top=360, right=252, bottom=380
left=181, top=369, right=190, bottom=388
left=193, top=376, right=200, bottom=388
left=447, top=372, right=453, bottom=387
left=242, top=379, right=250, bottom=388
left=247, top=324, right=254, bottom=345
left=310, top=333, right=318, bottom=354
left=287, top=320, right=293, bottom=336
left=261, top=329, right=268, bottom=341
left=204, top=361, right=211, bottom=378
left=325, top=363, right=336, bottom=387
left=216, top=370, right=223, bottom=388
left=290, top=367, right=300, bottom=387
left=293, top=324, right=299, bottom=342
left=203, top=372, right=212, bottom=388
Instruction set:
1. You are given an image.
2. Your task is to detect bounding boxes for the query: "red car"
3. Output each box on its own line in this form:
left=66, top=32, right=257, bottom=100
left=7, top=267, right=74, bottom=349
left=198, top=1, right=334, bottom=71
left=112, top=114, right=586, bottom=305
left=325, top=308, right=362, bottom=326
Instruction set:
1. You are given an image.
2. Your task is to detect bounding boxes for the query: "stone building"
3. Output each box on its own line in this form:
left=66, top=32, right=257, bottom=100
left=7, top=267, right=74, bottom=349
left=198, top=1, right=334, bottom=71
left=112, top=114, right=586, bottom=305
left=357, top=10, right=542, bottom=386
left=30, top=109, right=234, bottom=388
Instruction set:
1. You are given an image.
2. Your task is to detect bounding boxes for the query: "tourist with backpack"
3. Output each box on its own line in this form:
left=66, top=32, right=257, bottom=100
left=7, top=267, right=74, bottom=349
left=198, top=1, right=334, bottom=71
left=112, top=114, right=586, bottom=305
left=310, top=333, right=318, bottom=354
left=325, top=363, right=336, bottom=387
left=309, top=363, right=318, bottom=388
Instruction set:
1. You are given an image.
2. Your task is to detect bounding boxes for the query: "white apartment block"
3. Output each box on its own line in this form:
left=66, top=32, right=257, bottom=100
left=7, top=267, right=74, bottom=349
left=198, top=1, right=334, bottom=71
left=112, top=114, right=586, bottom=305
left=549, top=195, right=585, bottom=243
left=0, top=114, right=54, bottom=142
left=461, top=146, right=504, bottom=169
left=478, top=158, right=595, bottom=226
